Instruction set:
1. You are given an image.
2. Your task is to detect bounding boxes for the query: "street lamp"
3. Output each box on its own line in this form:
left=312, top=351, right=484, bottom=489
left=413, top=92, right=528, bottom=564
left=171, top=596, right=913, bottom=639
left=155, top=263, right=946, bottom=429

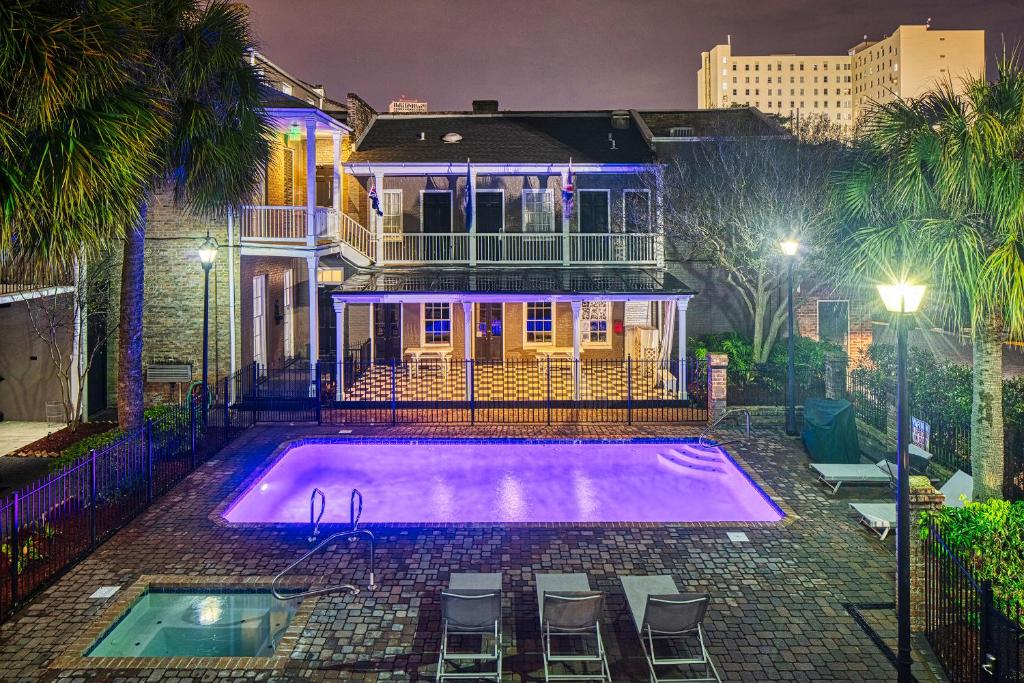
left=198, top=233, right=218, bottom=428
left=877, top=280, right=926, bottom=683
left=781, top=239, right=800, bottom=436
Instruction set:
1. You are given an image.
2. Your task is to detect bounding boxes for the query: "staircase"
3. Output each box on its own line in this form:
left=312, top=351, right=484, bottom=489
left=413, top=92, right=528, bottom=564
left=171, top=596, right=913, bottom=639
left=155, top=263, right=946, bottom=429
left=337, top=213, right=375, bottom=267
left=656, top=444, right=728, bottom=476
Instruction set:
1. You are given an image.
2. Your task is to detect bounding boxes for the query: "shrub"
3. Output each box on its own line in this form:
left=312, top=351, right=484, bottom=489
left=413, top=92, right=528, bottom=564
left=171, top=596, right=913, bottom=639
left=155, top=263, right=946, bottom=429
left=926, top=499, right=1024, bottom=613
left=690, top=332, right=841, bottom=389
left=51, top=403, right=186, bottom=471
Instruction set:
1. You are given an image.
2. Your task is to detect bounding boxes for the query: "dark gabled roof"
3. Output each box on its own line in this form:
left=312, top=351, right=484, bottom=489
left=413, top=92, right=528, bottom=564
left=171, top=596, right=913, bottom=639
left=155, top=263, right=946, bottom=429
left=638, top=108, right=787, bottom=138
left=333, top=267, right=693, bottom=296
left=259, top=85, right=320, bottom=110
left=348, top=113, right=655, bottom=164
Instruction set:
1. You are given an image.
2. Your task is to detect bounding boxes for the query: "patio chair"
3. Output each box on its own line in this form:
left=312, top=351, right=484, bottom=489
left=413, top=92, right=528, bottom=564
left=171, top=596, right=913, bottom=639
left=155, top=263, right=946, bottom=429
left=620, top=576, right=722, bottom=683
left=810, top=459, right=895, bottom=494
left=436, top=572, right=503, bottom=682
left=536, top=573, right=610, bottom=682
left=850, top=469, right=973, bottom=541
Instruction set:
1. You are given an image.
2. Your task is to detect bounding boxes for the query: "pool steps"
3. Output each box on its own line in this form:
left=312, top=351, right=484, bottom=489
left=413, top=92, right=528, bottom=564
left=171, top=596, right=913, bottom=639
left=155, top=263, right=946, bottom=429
left=657, top=446, right=727, bottom=475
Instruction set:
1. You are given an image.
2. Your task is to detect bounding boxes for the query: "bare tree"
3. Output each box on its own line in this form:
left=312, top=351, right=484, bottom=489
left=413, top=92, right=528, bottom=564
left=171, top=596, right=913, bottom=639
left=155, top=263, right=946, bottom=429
left=656, top=114, right=849, bottom=363
left=25, top=253, right=120, bottom=431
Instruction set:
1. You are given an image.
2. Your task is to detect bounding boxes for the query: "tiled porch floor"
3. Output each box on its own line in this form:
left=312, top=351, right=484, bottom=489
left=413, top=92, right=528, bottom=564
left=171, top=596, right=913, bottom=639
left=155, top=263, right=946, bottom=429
left=0, top=423, right=945, bottom=682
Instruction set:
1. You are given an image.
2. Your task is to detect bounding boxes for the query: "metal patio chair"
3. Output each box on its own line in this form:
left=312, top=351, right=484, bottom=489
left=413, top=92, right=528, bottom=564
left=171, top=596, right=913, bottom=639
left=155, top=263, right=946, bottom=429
left=537, top=573, right=611, bottom=682
left=620, top=576, right=722, bottom=683
left=436, top=572, right=503, bottom=682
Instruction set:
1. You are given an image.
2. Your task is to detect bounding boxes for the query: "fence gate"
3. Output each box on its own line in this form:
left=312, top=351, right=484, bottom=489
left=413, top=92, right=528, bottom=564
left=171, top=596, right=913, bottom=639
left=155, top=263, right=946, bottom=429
left=925, top=525, right=1023, bottom=682
left=244, top=362, right=320, bottom=423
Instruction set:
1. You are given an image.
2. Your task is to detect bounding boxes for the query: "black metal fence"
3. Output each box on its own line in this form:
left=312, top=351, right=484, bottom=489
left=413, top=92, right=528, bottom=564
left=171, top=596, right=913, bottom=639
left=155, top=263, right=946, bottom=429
left=244, top=356, right=708, bottom=425
left=0, top=379, right=246, bottom=622
left=726, top=370, right=826, bottom=408
left=924, top=524, right=1024, bottom=682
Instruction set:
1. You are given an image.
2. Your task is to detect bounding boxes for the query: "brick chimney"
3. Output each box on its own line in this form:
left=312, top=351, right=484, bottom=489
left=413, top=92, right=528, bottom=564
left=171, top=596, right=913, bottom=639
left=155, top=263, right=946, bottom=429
left=346, top=92, right=377, bottom=142
left=472, top=100, right=499, bottom=114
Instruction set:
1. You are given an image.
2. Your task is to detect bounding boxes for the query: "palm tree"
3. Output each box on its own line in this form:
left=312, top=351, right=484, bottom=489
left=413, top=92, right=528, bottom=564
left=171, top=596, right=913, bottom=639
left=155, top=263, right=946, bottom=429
left=840, top=56, right=1024, bottom=500
left=0, top=0, right=166, bottom=280
left=116, top=1, right=271, bottom=430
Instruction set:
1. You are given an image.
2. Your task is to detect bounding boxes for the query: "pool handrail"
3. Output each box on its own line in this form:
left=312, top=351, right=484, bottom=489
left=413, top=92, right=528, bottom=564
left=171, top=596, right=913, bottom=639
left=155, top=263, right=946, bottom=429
left=309, top=488, right=326, bottom=542
left=698, top=409, right=751, bottom=448
left=271, top=527, right=378, bottom=600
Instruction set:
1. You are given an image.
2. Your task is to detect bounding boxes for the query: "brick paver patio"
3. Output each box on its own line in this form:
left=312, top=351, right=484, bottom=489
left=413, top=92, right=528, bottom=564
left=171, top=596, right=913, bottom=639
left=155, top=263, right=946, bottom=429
left=0, top=423, right=944, bottom=681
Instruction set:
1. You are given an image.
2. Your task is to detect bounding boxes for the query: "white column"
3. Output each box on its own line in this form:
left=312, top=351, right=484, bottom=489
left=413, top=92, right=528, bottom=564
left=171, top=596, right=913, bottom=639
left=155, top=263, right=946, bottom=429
left=70, top=256, right=84, bottom=422
left=368, top=302, right=375, bottom=366
left=374, top=171, right=385, bottom=261
left=561, top=169, right=571, bottom=266
left=227, top=206, right=237, bottom=400
left=332, top=132, right=342, bottom=242
left=307, top=256, right=319, bottom=384
left=677, top=297, right=689, bottom=399
left=333, top=299, right=345, bottom=401
left=467, top=164, right=477, bottom=265
left=570, top=299, right=581, bottom=399
left=462, top=301, right=473, bottom=401
left=305, top=118, right=318, bottom=248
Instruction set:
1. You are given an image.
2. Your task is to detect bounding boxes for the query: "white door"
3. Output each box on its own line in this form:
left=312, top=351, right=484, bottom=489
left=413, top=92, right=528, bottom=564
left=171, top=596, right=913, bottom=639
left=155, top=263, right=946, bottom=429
left=282, top=269, right=294, bottom=358
left=252, top=274, right=268, bottom=368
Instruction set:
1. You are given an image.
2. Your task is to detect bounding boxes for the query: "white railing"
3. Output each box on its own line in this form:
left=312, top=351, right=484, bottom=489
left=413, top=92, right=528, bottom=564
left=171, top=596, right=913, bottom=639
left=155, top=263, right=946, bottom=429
left=239, top=206, right=338, bottom=243
left=381, top=234, right=471, bottom=264
left=340, top=213, right=375, bottom=261
left=570, top=233, right=661, bottom=264
left=475, top=233, right=562, bottom=263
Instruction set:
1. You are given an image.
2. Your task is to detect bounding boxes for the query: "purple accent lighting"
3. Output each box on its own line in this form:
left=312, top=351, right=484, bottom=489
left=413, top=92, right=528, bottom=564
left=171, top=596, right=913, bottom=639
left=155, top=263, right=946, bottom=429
left=223, top=440, right=783, bottom=524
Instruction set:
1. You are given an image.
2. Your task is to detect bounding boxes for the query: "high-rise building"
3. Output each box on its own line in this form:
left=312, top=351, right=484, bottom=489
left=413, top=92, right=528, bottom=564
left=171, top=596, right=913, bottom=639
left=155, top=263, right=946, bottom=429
left=697, top=25, right=985, bottom=130
left=388, top=97, right=428, bottom=113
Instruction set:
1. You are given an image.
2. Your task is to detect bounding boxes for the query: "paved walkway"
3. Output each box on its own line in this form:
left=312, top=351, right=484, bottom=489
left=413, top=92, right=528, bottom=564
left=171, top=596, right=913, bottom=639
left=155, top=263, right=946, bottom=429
left=0, top=420, right=54, bottom=456
left=0, top=423, right=944, bottom=681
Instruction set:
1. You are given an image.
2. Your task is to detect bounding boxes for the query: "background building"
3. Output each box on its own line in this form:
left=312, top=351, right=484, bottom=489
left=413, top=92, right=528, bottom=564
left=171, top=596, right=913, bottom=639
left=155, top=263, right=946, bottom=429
left=698, top=25, right=984, bottom=129
left=388, top=96, right=428, bottom=113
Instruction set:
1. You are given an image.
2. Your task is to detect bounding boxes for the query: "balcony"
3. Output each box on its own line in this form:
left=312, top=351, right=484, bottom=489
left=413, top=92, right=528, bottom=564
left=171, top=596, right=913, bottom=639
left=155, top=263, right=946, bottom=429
left=238, top=206, right=337, bottom=244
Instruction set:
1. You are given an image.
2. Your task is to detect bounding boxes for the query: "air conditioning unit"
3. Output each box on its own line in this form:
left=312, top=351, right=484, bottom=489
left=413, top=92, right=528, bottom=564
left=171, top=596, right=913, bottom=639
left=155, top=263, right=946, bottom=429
left=146, top=362, right=193, bottom=384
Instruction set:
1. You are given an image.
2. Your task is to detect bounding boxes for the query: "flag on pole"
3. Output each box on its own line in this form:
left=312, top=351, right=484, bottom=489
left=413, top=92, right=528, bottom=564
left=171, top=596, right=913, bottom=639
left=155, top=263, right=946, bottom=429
left=463, top=159, right=473, bottom=229
left=562, top=159, right=575, bottom=219
left=369, top=180, right=383, bottom=217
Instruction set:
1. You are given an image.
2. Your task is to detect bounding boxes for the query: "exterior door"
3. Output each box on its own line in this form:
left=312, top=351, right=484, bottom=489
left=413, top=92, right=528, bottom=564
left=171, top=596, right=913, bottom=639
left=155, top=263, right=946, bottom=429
left=422, top=191, right=452, bottom=260
left=252, top=275, right=268, bottom=368
left=476, top=191, right=503, bottom=261
left=373, top=303, right=401, bottom=361
left=86, top=312, right=107, bottom=417
left=475, top=303, right=503, bottom=362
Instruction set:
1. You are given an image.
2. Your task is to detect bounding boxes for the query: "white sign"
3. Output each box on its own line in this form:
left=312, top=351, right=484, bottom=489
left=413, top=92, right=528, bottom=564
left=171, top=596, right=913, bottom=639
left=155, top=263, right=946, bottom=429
left=624, top=301, right=650, bottom=327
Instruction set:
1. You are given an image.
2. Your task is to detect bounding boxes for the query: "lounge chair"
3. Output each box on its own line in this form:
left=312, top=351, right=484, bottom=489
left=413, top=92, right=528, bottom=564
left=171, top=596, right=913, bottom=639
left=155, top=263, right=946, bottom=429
left=620, top=576, right=722, bottom=683
left=810, top=459, right=895, bottom=494
left=850, top=470, right=973, bottom=541
left=436, top=572, right=502, bottom=682
left=536, top=573, right=610, bottom=682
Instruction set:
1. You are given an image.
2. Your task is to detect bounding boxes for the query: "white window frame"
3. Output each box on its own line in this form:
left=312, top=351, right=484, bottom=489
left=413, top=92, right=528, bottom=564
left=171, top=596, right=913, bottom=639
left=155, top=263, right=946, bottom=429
left=421, top=302, right=453, bottom=347
left=419, top=189, right=453, bottom=233
left=816, top=299, right=851, bottom=347
left=577, top=189, right=611, bottom=234
left=282, top=269, right=294, bottom=358
left=379, top=189, right=403, bottom=242
left=521, top=188, right=555, bottom=234
left=474, top=189, right=505, bottom=232
left=622, top=189, right=652, bottom=233
left=522, top=302, right=555, bottom=347
left=252, top=274, right=268, bottom=367
left=580, top=301, right=612, bottom=349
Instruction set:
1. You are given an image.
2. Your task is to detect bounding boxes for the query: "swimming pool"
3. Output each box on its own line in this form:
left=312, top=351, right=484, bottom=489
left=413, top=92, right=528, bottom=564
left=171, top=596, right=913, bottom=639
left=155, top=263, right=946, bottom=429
left=223, top=439, right=782, bottom=524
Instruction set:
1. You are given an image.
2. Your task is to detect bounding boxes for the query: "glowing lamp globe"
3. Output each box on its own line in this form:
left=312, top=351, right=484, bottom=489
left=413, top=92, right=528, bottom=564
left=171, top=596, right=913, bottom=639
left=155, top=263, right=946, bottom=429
left=876, top=282, right=926, bottom=313
left=780, top=240, right=800, bottom=256
left=198, top=235, right=219, bottom=269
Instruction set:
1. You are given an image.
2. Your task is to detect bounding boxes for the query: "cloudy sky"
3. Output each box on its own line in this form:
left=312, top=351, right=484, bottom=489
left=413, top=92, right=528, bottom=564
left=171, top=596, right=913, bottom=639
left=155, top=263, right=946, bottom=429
left=243, top=0, right=1024, bottom=111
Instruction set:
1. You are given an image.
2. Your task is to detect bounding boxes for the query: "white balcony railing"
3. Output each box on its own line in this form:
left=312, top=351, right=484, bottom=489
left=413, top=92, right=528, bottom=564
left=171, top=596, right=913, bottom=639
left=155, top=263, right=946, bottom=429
left=239, top=206, right=337, bottom=243
left=475, top=233, right=562, bottom=263
left=381, top=233, right=471, bottom=264
left=569, top=233, right=660, bottom=264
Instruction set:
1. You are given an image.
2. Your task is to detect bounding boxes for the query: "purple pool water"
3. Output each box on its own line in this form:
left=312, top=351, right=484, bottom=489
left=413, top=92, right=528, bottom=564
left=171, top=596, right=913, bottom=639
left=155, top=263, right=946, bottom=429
left=223, top=440, right=783, bottom=524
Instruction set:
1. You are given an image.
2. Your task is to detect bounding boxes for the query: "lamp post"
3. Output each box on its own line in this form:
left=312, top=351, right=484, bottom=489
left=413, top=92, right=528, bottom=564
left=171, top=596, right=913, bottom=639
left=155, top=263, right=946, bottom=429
left=197, top=234, right=219, bottom=429
left=877, top=280, right=926, bottom=683
left=780, top=239, right=799, bottom=436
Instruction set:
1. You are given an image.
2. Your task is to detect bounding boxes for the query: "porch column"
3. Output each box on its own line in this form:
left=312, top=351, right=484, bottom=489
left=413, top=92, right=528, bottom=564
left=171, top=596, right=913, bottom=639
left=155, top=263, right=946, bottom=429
left=467, top=164, right=477, bottom=265
left=307, top=255, right=319, bottom=382
left=462, top=301, right=473, bottom=401
left=571, top=299, right=581, bottom=399
left=332, top=132, right=342, bottom=240
left=368, top=303, right=375, bottom=366
left=334, top=300, right=346, bottom=401
left=561, top=169, right=571, bottom=266
left=374, top=171, right=385, bottom=261
left=305, top=118, right=317, bottom=248
left=677, top=297, right=689, bottom=399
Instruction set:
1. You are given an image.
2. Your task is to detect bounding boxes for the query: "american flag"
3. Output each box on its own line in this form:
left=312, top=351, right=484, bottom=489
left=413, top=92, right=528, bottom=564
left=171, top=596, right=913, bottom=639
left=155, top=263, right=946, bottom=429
left=369, top=181, right=384, bottom=217
left=562, top=161, right=574, bottom=219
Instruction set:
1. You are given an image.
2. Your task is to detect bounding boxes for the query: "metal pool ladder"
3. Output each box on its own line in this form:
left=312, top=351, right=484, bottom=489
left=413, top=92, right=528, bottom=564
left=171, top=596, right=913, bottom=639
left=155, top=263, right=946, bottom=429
left=698, top=409, right=751, bottom=448
left=272, top=488, right=378, bottom=600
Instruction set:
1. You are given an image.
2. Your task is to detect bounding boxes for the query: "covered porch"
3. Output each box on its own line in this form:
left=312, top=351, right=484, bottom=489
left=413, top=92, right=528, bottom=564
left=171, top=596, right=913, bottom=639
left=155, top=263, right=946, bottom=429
left=327, top=268, right=697, bottom=403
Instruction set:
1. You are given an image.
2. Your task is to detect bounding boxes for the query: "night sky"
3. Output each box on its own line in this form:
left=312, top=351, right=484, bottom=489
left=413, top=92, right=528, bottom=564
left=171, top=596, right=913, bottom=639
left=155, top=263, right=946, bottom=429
left=243, top=0, right=1024, bottom=111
